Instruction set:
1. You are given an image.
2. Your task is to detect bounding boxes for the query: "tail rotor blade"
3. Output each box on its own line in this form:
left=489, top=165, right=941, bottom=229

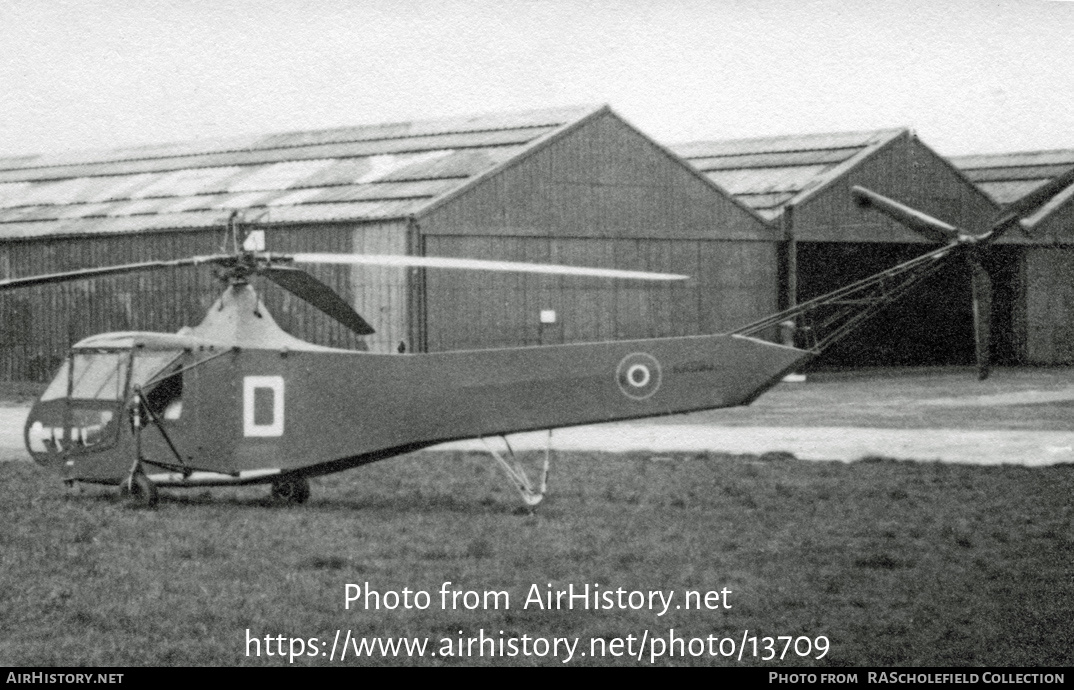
left=260, top=266, right=376, bottom=336
left=989, top=164, right=1074, bottom=240
left=968, top=255, right=992, bottom=381
left=851, top=186, right=961, bottom=244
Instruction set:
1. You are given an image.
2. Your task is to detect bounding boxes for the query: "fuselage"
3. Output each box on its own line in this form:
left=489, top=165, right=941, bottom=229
left=25, top=283, right=813, bottom=487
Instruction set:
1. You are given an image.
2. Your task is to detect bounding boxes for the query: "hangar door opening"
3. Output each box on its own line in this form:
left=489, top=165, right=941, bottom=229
left=796, top=242, right=1021, bottom=369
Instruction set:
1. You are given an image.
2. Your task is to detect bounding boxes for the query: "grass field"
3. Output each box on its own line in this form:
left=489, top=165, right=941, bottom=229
left=1, top=446, right=1071, bottom=667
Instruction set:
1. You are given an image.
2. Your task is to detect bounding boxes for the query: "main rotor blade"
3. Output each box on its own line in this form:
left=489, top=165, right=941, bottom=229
left=260, top=265, right=376, bottom=336
left=851, top=186, right=961, bottom=244
left=0, top=255, right=230, bottom=291
left=968, top=255, right=992, bottom=381
left=291, top=253, right=690, bottom=281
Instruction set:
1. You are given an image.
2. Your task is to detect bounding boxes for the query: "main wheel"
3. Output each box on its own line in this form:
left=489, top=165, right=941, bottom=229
left=271, top=477, right=310, bottom=505
left=124, top=472, right=158, bottom=508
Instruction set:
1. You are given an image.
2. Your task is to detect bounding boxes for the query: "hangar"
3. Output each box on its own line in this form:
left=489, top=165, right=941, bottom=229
left=0, top=105, right=775, bottom=382
left=673, top=129, right=1013, bottom=369
left=953, top=149, right=1074, bottom=364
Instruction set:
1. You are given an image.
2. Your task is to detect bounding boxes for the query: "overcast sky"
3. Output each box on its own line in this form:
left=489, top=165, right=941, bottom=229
left=2, top=0, right=1072, bottom=159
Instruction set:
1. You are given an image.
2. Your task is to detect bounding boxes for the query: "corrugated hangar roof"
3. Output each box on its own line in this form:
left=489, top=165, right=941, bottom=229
left=672, top=129, right=906, bottom=220
left=952, top=150, right=1074, bottom=234
left=0, top=106, right=601, bottom=238
left=951, top=149, right=1074, bottom=204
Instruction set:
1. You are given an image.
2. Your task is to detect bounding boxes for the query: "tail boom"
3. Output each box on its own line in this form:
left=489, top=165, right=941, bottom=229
left=256, top=334, right=813, bottom=473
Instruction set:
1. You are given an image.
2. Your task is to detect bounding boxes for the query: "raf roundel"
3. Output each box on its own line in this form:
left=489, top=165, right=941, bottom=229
left=616, top=352, right=662, bottom=400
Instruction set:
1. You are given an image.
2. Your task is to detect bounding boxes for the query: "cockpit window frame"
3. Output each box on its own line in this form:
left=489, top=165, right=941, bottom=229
left=41, top=347, right=135, bottom=403
left=30, top=347, right=188, bottom=458
left=41, top=347, right=185, bottom=404
left=72, top=350, right=131, bottom=401
left=40, top=359, right=72, bottom=402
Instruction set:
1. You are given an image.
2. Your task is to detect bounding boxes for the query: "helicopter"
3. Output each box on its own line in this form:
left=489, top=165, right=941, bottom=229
left=9, top=170, right=1073, bottom=509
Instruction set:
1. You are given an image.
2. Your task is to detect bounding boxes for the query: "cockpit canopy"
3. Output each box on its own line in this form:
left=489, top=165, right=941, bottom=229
left=28, top=345, right=185, bottom=459
left=40, top=348, right=181, bottom=402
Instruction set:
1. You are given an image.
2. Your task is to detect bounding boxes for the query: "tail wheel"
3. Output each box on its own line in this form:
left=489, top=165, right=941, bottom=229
left=123, top=472, right=158, bottom=508
left=271, top=477, right=311, bottom=505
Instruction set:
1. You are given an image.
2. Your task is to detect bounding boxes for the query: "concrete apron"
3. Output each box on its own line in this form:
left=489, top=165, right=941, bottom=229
left=434, top=424, right=1074, bottom=466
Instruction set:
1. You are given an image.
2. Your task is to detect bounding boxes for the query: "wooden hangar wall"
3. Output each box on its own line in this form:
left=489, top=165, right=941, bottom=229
left=1024, top=250, right=1074, bottom=363
left=1020, top=201, right=1074, bottom=364
left=411, top=110, right=778, bottom=352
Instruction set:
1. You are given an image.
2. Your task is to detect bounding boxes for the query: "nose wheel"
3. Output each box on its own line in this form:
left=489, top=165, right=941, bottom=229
left=271, top=476, right=311, bottom=505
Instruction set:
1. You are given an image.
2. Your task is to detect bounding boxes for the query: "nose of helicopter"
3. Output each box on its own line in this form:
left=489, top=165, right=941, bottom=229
left=24, top=398, right=124, bottom=473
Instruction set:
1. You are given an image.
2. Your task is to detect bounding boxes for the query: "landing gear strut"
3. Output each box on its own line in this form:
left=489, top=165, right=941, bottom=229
left=271, top=476, right=311, bottom=505
left=122, top=389, right=159, bottom=508
left=480, top=430, right=552, bottom=509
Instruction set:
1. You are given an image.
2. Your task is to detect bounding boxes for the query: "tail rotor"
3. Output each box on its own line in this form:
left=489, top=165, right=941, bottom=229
left=849, top=172, right=1073, bottom=381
